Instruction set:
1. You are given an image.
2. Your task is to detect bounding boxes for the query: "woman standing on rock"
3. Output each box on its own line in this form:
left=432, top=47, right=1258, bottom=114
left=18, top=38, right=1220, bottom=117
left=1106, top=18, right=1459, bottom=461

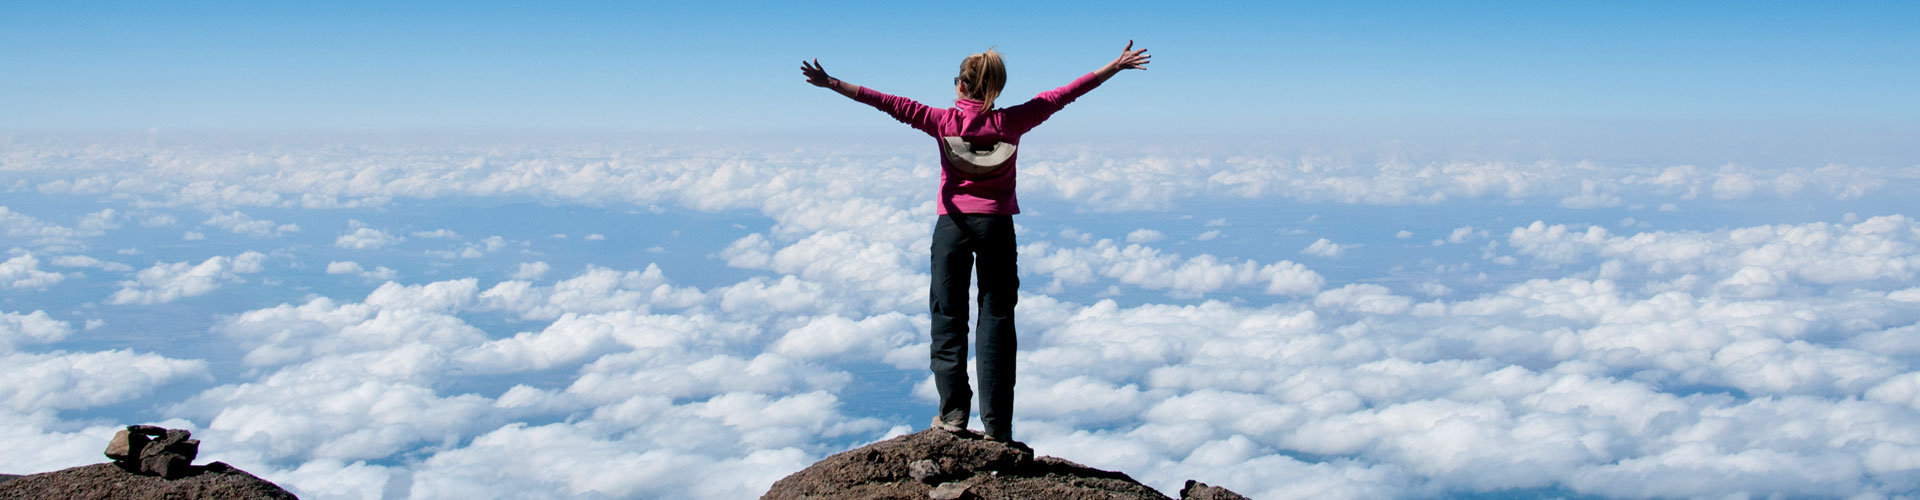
left=800, top=42, right=1152, bottom=442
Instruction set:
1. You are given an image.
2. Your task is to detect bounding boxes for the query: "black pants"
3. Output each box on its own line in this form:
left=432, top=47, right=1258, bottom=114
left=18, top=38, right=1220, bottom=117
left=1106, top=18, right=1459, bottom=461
left=929, top=213, right=1019, bottom=440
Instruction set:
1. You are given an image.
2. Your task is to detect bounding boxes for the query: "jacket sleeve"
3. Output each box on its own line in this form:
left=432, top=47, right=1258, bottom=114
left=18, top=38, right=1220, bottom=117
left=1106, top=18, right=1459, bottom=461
left=853, top=86, right=945, bottom=136
left=999, top=71, right=1104, bottom=135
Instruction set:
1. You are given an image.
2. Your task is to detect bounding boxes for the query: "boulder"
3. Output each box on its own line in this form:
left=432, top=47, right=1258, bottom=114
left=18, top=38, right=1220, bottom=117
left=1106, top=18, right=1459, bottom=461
left=102, top=425, right=199, bottom=479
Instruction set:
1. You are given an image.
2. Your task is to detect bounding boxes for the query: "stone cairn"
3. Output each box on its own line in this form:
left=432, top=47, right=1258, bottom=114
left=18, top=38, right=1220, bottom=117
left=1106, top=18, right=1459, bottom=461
left=103, top=425, right=199, bottom=479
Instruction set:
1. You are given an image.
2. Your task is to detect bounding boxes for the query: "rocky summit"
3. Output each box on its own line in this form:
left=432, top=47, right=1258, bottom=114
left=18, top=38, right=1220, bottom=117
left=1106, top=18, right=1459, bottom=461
left=0, top=462, right=297, bottom=500
left=0, top=425, right=297, bottom=500
left=762, top=428, right=1248, bottom=500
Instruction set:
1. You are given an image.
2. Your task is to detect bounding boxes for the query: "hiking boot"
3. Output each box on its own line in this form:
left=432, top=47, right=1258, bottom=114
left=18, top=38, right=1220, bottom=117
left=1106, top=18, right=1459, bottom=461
left=987, top=433, right=1031, bottom=453
left=930, top=415, right=967, bottom=433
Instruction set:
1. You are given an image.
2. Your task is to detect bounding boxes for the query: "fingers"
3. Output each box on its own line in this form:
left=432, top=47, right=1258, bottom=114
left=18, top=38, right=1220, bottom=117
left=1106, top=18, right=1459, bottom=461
left=1124, top=39, right=1133, bottom=52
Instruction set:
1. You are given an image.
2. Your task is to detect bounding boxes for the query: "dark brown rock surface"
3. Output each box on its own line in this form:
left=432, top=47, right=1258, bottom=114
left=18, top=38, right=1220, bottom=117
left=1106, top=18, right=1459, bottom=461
left=103, top=425, right=202, bottom=479
left=1180, top=479, right=1252, bottom=500
left=763, top=428, right=1248, bottom=500
left=0, top=462, right=298, bottom=500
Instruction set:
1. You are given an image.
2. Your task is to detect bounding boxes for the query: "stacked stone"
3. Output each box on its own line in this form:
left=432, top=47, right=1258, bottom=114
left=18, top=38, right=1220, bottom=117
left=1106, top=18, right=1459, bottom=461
left=103, top=425, right=199, bottom=479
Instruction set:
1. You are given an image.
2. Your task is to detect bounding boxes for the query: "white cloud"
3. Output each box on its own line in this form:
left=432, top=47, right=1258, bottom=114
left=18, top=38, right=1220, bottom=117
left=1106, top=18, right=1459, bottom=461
left=9, top=138, right=1920, bottom=499
left=1447, top=226, right=1482, bottom=244
left=1314, top=284, right=1414, bottom=315
left=465, top=236, right=512, bottom=257
left=203, top=211, right=301, bottom=237
left=219, top=296, right=485, bottom=368
left=325, top=261, right=364, bottom=275
left=4, top=350, right=207, bottom=411
left=270, top=459, right=400, bottom=500
left=511, top=261, right=551, bottom=280
left=364, top=267, right=399, bottom=280
left=77, top=209, right=121, bottom=231
left=1, top=252, right=66, bottom=290
left=406, top=420, right=814, bottom=500
left=50, top=254, right=134, bottom=272
left=1302, top=238, right=1345, bottom=258
left=0, top=310, right=72, bottom=352
left=768, top=313, right=915, bottom=361
left=567, top=351, right=850, bottom=405
left=1506, top=216, right=1920, bottom=285
left=1024, top=239, right=1324, bottom=298
left=765, top=231, right=921, bottom=304
left=109, top=251, right=267, bottom=305
left=1, top=206, right=96, bottom=249
left=1506, top=221, right=1612, bottom=264
left=17, top=140, right=1913, bottom=219
left=477, top=265, right=704, bottom=320
left=1126, top=229, right=1166, bottom=243
left=176, top=353, right=495, bottom=462
left=335, top=220, right=402, bottom=250
left=720, top=233, right=773, bottom=269
left=0, top=412, right=160, bottom=475
left=141, top=213, right=178, bottom=227
left=995, top=225, right=1920, bottom=496
left=715, top=275, right=833, bottom=315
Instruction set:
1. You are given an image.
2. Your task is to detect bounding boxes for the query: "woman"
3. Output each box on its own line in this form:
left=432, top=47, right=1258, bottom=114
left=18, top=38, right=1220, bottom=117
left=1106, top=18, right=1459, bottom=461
left=800, top=41, right=1151, bottom=442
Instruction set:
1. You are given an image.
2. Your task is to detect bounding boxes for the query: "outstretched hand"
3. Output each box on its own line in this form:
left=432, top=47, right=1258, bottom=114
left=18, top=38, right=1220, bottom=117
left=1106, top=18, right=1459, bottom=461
left=800, top=58, right=835, bottom=88
left=1111, top=40, right=1151, bottom=71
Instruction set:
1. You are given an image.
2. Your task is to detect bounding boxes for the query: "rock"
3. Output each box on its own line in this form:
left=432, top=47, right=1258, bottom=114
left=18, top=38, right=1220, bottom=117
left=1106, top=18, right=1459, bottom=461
left=102, top=429, right=144, bottom=462
left=137, top=428, right=199, bottom=479
left=1179, top=479, right=1251, bottom=500
left=0, top=462, right=298, bottom=500
left=909, top=459, right=945, bottom=484
left=929, top=481, right=971, bottom=500
left=761, top=428, right=1172, bottom=500
left=102, top=425, right=201, bottom=479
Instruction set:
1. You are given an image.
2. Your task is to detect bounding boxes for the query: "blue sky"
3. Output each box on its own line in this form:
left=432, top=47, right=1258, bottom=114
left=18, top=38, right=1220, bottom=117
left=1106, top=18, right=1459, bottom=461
left=5, top=3, right=1920, bottom=500
left=5, top=2, right=1916, bottom=137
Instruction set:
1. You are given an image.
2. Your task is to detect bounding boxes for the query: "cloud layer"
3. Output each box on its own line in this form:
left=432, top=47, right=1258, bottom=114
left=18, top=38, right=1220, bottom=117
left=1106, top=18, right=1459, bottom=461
left=2, top=136, right=1917, bottom=499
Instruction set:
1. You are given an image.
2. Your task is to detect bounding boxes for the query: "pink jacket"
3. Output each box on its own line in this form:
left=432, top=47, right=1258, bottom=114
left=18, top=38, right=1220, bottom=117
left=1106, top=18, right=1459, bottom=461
left=854, top=72, right=1104, bottom=215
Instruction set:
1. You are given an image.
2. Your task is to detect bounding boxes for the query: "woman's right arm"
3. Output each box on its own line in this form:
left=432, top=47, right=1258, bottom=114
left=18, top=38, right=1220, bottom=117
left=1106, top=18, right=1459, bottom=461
left=801, top=59, right=861, bottom=99
left=801, top=58, right=942, bottom=135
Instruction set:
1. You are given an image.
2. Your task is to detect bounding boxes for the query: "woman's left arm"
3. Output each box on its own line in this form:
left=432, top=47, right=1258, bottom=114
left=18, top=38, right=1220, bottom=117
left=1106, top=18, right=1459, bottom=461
left=1000, top=41, right=1152, bottom=133
left=1093, top=40, right=1152, bottom=84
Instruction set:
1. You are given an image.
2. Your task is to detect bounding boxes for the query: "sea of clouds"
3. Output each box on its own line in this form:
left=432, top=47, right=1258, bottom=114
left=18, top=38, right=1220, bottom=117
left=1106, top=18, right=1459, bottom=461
left=3, top=132, right=1919, bottom=499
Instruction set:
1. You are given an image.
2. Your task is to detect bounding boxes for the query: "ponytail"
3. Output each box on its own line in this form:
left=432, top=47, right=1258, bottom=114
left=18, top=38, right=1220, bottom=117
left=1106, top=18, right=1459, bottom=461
left=959, top=48, right=1007, bottom=110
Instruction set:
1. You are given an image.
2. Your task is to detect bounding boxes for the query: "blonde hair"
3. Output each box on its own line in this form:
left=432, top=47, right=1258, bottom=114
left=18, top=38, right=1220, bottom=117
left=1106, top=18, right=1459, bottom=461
left=959, top=48, right=1007, bottom=110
